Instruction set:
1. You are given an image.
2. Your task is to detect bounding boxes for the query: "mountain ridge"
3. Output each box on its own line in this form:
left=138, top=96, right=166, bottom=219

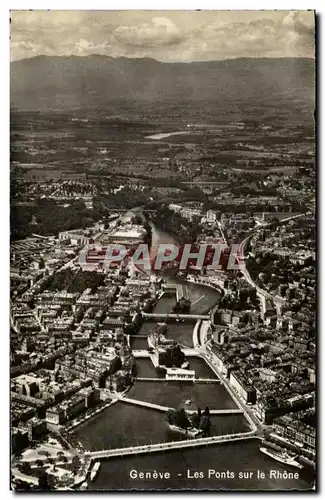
left=11, top=55, right=315, bottom=109
left=11, top=54, right=315, bottom=64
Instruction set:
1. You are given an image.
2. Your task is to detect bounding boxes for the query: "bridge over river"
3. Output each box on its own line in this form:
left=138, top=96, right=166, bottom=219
left=136, top=377, right=220, bottom=383
left=85, top=431, right=258, bottom=460
left=117, top=395, right=243, bottom=415
left=133, top=348, right=203, bottom=358
left=142, top=313, right=210, bottom=321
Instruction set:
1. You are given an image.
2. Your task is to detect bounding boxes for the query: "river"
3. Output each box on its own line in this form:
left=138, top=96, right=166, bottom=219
left=77, top=225, right=314, bottom=491
left=146, top=131, right=191, bottom=140
left=75, top=402, right=249, bottom=452
left=133, top=357, right=218, bottom=379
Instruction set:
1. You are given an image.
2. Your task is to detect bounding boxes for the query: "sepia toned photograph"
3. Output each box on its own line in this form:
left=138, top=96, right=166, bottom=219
left=10, top=9, right=316, bottom=491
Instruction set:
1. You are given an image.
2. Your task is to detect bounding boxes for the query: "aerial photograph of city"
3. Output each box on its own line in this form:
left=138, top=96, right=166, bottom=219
left=10, top=9, right=316, bottom=491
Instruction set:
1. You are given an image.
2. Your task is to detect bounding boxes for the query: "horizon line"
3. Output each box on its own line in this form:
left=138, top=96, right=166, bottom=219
left=10, top=54, right=316, bottom=64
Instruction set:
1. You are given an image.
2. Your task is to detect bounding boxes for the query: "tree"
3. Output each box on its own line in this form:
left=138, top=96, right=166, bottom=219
left=203, top=406, right=210, bottom=417
left=191, top=410, right=201, bottom=429
left=159, top=344, right=185, bottom=368
left=15, top=480, right=31, bottom=491
left=170, top=345, right=185, bottom=367
left=166, top=408, right=190, bottom=429
left=20, top=462, right=32, bottom=475
left=38, top=471, right=51, bottom=490
left=199, top=415, right=211, bottom=436
left=71, top=455, right=82, bottom=474
left=174, top=408, right=190, bottom=430
left=166, top=409, right=175, bottom=425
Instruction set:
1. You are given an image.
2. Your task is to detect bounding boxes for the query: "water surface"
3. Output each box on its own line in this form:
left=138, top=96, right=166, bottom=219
left=126, top=381, right=237, bottom=410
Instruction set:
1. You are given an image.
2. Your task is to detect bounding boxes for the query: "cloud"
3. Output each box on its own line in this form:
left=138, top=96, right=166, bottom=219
left=112, top=17, right=184, bottom=48
left=10, top=10, right=315, bottom=62
left=179, top=12, right=315, bottom=61
left=282, top=11, right=314, bottom=31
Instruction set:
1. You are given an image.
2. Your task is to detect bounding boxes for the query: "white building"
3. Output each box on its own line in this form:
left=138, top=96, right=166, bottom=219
left=180, top=208, right=202, bottom=221
left=206, top=210, right=217, bottom=223
left=168, top=204, right=182, bottom=213
left=165, top=367, right=195, bottom=381
left=59, top=231, right=91, bottom=246
left=229, top=371, right=256, bottom=404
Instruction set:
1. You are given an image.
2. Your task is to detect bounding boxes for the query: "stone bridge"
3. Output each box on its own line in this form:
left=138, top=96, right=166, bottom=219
left=85, top=432, right=257, bottom=460
left=142, top=313, right=210, bottom=321
left=136, top=377, right=220, bottom=384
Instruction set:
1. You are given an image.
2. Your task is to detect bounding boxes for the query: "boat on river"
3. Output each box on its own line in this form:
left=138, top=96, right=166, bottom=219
left=259, top=446, right=303, bottom=469
left=168, top=424, right=203, bottom=438
left=90, top=462, right=101, bottom=481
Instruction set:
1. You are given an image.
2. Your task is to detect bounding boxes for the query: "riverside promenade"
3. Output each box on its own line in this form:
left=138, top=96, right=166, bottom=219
left=65, top=399, right=118, bottom=432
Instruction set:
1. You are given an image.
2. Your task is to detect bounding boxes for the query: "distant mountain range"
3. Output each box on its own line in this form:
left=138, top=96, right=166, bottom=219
left=10, top=55, right=315, bottom=109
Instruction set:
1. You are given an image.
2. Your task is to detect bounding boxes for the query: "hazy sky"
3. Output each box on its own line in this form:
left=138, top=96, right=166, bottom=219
left=10, top=10, right=315, bottom=62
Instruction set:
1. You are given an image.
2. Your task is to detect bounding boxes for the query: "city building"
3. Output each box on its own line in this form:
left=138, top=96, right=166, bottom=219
left=45, top=407, right=66, bottom=425
left=166, top=368, right=195, bottom=381
left=272, top=414, right=316, bottom=455
left=229, top=370, right=256, bottom=404
left=206, top=210, right=218, bottom=223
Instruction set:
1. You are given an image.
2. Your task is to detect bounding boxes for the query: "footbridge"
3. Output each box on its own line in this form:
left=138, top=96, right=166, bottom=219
left=117, top=395, right=243, bottom=415
left=136, top=377, right=220, bottom=384
left=118, top=395, right=172, bottom=412
left=85, top=432, right=257, bottom=460
left=142, top=313, right=210, bottom=321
